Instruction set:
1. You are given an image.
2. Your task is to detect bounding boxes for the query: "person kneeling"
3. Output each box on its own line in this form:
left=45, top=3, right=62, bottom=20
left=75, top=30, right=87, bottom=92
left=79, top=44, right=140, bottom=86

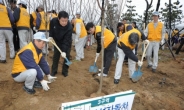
left=11, top=32, right=57, bottom=94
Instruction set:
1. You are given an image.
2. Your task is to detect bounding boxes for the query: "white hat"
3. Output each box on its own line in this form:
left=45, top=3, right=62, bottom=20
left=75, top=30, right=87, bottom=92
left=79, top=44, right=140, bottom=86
left=18, top=0, right=27, bottom=5
left=0, top=0, right=3, bottom=4
left=152, top=11, right=159, bottom=16
left=76, top=12, right=80, bottom=15
left=33, top=32, right=49, bottom=42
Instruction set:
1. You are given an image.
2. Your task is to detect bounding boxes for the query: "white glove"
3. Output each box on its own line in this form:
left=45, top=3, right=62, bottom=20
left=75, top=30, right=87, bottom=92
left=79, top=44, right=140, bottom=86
left=161, top=40, right=164, bottom=45
left=33, top=27, right=38, bottom=32
left=137, top=60, right=143, bottom=67
left=96, top=53, right=100, bottom=57
left=75, top=38, right=79, bottom=43
left=144, top=39, right=149, bottom=44
left=61, top=52, right=66, bottom=58
left=40, top=80, right=50, bottom=91
left=48, top=37, right=53, bottom=41
left=47, top=74, right=57, bottom=83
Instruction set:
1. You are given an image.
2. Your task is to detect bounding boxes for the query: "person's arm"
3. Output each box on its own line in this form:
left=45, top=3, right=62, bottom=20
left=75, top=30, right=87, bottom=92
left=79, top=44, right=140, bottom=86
left=38, top=56, right=50, bottom=75
left=60, top=26, right=73, bottom=53
left=144, top=26, right=148, bottom=37
left=96, top=32, right=102, bottom=53
left=75, top=22, right=81, bottom=39
left=49, top=18, right=54, bottom=37
left=30, top=14, right=34, bottom=29
left=119, top=42, right=138, bottom=62
left=19, top=50, right=44, bottom=81
left=13, top=8, right=20, bottom=23
left=7, top=8, right=14, bottom=25
left=36, top=13, right=41, bottom=29
left=137, top=29, right=146, bottom=40
left=161, top=25, right=165, bottom=41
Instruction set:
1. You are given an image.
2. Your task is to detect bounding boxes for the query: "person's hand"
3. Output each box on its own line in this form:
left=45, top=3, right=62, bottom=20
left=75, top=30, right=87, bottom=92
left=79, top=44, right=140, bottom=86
left=138, top=60, right=143, bottom=67
left=75, top=38, right=79, bottom=43
left=40, top=80, right=50, bottom=91
left=61, top=52, right=66, bottom=58
left=47, top=74, right=57, bottom=83
left=33, top=27, right=38, bottom=32
left=47, top=37, right=53, bottom=41
left=143, top=39, right=149, bottom=44
left=161, top=40, right=164, bottom=45
left=96, top=53, right=100, bottom=57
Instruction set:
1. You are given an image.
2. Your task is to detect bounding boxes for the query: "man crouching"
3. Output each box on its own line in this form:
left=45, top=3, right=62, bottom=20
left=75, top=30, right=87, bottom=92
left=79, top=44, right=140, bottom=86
left=11, top=32, right=57, bottom=94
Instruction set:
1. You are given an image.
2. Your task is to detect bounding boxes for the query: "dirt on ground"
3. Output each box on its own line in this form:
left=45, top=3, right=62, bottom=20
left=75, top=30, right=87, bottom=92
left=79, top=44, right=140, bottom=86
left=0, top=42, right=184, bottom=110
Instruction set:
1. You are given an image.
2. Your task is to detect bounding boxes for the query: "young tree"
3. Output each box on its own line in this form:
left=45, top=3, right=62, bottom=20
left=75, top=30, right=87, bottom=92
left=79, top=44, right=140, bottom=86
left=160, top=0, right=183, bottom=28
left=121, top=0, right=138, bottom=23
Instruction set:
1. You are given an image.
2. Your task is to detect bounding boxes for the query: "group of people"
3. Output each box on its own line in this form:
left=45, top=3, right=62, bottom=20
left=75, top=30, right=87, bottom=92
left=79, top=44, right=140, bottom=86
left=0, top=0, right=166, bottom=94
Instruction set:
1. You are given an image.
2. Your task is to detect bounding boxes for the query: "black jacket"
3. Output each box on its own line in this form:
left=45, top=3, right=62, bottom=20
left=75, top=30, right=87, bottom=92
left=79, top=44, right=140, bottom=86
left=49, top=18, right=73, bottom=52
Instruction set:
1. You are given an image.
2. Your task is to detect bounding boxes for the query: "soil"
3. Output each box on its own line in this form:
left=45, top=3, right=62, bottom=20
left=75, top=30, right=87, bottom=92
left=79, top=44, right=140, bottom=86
left=0, top=42, right=184, bottom=110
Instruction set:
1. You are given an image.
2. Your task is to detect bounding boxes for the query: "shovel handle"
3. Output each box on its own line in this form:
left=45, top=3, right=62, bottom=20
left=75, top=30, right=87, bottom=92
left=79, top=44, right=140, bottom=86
left=141, top=41, right=150, bottom=62
left=94, top=55, right=98, bottom=63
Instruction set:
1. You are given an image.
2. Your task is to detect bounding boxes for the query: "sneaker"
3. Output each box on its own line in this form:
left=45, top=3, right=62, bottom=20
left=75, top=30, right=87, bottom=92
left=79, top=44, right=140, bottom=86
left=0, top=60, right=6, bottom=63
left=114, top=79, right=120, bottom=84
left=147, top=65, right=152, bottom=69
left=23, top=85, right=36, bottom=94
left=152, top=69, right=156, bottom=73
left=97, top=73, right=107, bottom=77
left=33, top=81, right=42, bottom=88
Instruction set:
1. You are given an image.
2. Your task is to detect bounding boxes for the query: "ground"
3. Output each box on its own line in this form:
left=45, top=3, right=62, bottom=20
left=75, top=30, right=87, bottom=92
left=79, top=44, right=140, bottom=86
left=0, top=42, right=184, bottom=110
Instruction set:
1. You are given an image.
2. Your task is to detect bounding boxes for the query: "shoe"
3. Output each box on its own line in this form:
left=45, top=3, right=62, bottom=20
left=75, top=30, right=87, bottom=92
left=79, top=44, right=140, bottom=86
left=147, top=65, right=152, bottom=69
left=62, top=73, right=68, bottom=77
left=10, top=56, right=15, bottom=59
left=72, top=59, right=81, bottom=62
left=152, top=69, right=156, bottom=73
left=51, top=72, right=57, bottom=76
left=0, top=60, right=6, bottom=63
left=97, top=73, right=107, bottom=77
left=23, top=85, right=36, bottom=94
left=33, top=81, right=42, bottom=88
left=114, top=79, right=120, bottom=84
left=130, top=78, right=137, bottom=83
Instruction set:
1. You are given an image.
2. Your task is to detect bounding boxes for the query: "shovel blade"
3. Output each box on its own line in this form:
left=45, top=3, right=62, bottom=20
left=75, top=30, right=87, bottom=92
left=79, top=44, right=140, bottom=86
left=89, top=63, right=98, bottom=73
left=65, top=58, right=72, bottom=66
left=131, top=70, right=143, bottom=82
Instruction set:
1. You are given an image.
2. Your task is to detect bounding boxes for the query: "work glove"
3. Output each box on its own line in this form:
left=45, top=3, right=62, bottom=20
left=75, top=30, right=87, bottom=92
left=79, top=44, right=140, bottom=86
left=61, top=52, right=66, bottom=58
left=33, top=27, right=38, bottom=32
left=143, top=39, right=149, bottom=44
left=75, top=38, right=79, bottom=43
left=96, top=53, right=100, bottom=58
left=160, top=40, right=164, bottom=45
left=47, top=37, right=53, bottom=41
left=137, top=60, right=143, bottom=67
left=47, top=74, right=57, bottom=83
left=40, top=80, right=50, bottom=91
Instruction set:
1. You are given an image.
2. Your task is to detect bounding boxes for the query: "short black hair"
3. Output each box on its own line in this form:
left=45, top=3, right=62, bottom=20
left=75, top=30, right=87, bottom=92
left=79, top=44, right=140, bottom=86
left=85, top=22, right=94, bottom=31
left=18, top=3, right=27, bottom=9
left=9, top=0, right=16, bottom=4
left=117, top=22, right=123, bottom=28
left=58, top=11, right=69, bottom=19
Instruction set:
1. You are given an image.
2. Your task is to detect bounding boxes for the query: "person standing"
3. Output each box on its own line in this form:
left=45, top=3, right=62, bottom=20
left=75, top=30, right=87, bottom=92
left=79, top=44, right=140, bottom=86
left=13, top=0, right=31, bottom=49
left=11, top=32, right=57, bottom=94
left=85, top=22, right=117, bottom=77
left=0, top=0, right=15, bottom=63
left=72, top=12, right=87, bottom=61
left=9, top=0, right=20, bottom=52
left=145, top=11, right=165, bottom=73
left=49, top=11, right=73, bottom=77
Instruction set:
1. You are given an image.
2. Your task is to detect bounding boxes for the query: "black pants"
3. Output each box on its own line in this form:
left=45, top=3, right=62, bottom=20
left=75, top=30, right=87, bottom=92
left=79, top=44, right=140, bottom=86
left=51, top=46, right=71, bottom=76
left=175, top=38, right=184, bottom=54
left=103, top=39, right=117, bottom=75
left=13, top=28, right=20, bottom=51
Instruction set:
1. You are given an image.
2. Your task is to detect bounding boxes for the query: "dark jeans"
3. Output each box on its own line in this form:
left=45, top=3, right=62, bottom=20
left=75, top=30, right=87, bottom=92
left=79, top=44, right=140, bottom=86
left=13, top=28, right=20, bottom=51
left=103, top=39, right=117, bottom=75
left=51, top=46, right=71, bottom=76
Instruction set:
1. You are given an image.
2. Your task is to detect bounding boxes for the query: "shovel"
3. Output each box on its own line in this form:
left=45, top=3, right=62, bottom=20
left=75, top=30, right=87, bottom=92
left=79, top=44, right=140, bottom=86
left=48, top=38, right=72, bottom=66
left=89, top=56, right=98, bottom=73
left=131, top=41, right=149, bottom=82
